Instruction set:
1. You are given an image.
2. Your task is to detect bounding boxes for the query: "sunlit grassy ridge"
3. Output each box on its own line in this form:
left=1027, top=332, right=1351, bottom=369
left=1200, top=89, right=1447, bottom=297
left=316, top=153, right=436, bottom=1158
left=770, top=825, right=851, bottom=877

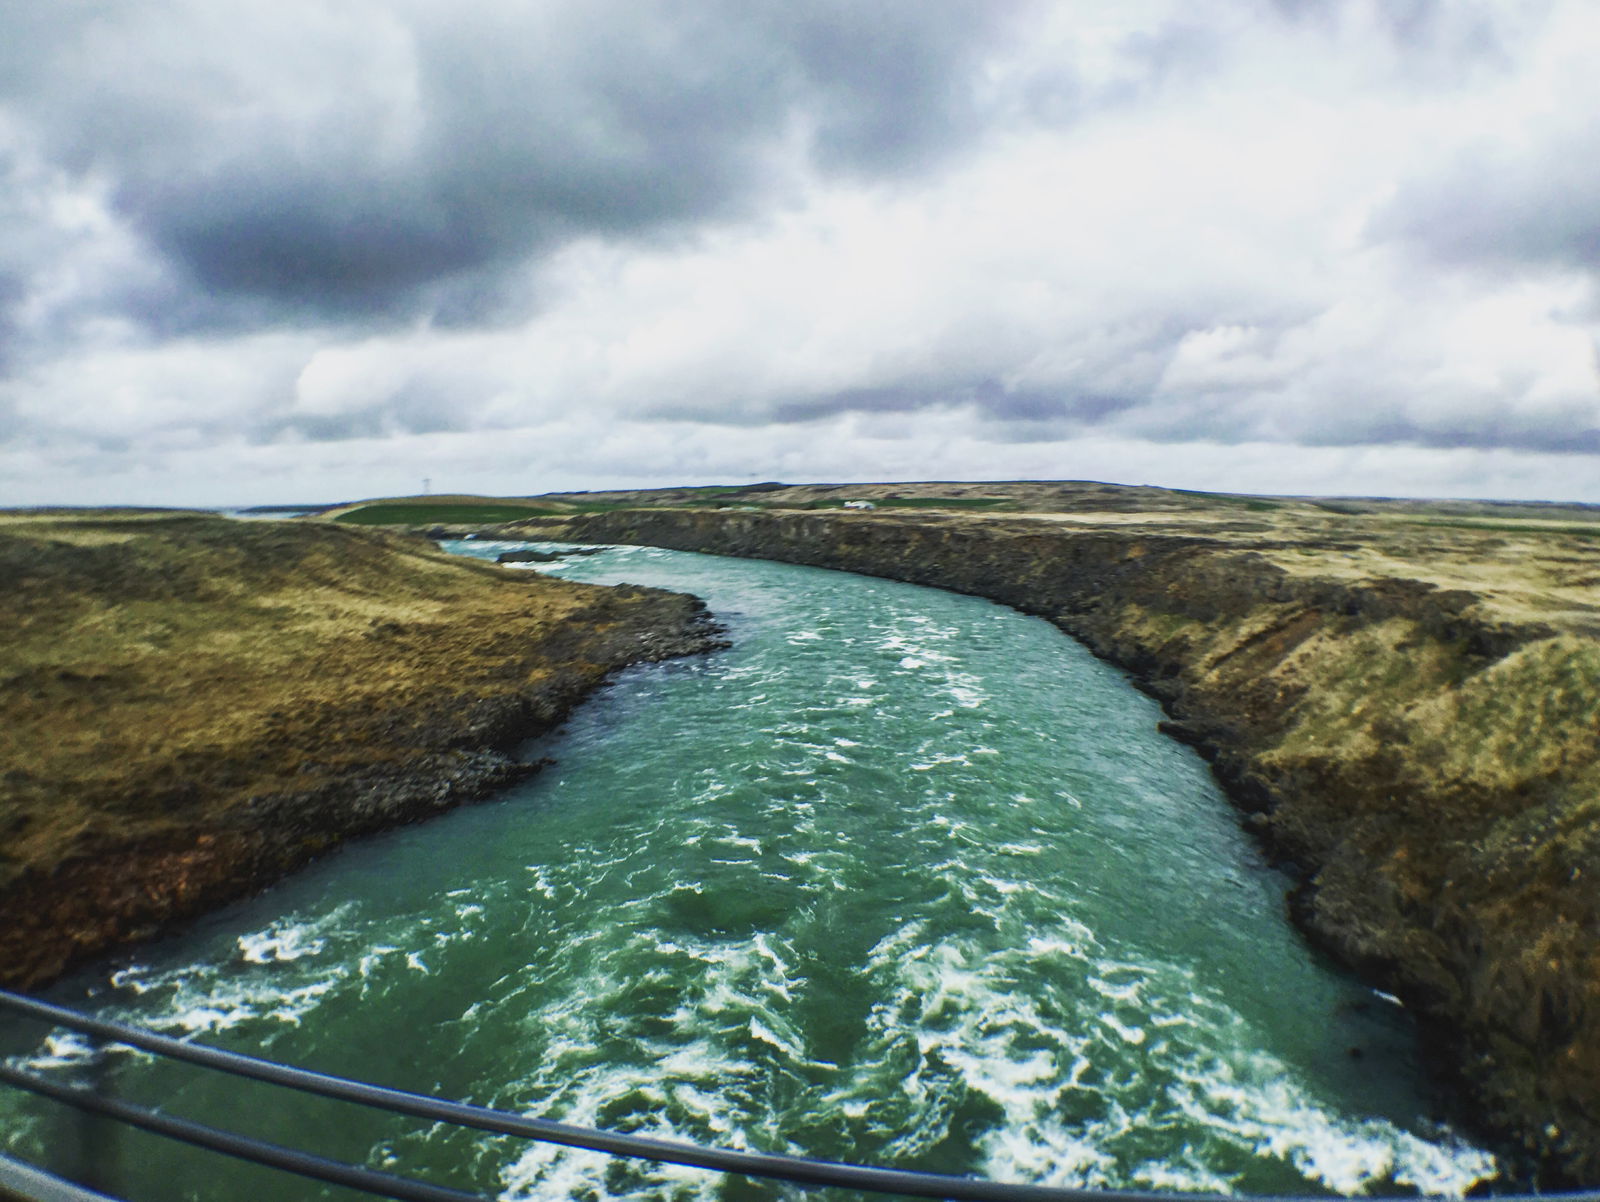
left=0, top=512, right=579, bottom=882
left=1403, top=517, right=1600, bottom=539
left=332, top=502, right=562, bottom=525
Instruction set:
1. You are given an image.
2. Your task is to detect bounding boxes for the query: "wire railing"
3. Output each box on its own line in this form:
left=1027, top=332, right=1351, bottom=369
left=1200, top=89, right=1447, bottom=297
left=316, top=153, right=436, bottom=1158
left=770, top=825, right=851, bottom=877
left=2, top=987, right=1597, bottom=1202
left=0, top=987, right=1189, bottom=1202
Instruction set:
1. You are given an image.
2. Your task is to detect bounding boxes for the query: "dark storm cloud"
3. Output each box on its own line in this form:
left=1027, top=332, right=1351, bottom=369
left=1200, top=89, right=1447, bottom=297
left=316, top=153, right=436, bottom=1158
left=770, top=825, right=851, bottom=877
left=771, top=379, right=1076, bottom=425
left=1077, top=393, right=1600, bottom=456
left=659, top=374, right=1153, bottom=434
left=770, top=385, right=945, bottom=424
left=4, top=0, right=1597, bottom=509
left=0, top=392, right=19, bottom=442
left=265, top=394, right=474, bottom=445
left=261, top=373, right=482, bottom=445
left=0, top=147, right=44, bottom=368
left=1289, top=409, right=1600, bottom=455
left=676, top=338, right=1598, bottom=459
left=1268, top=0, right=1519, bottom=72
left=1369, top=128, right=1600, bottom=278
left=649, top=378, right=1002, bottom=426
left=0, top=275, right=23, bottom=372
left=5, top=0, right=1025, bottom=327
left=763, top=2, right=1002, bottom=174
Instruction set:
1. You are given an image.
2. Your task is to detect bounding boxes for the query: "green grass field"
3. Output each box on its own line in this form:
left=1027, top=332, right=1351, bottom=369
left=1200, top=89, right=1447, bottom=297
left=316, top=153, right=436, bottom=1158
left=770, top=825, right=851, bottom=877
left=865, top=497, right=1015, bottom=510
left=1171, top=489, right=1283, bottom=512
left=332, top=503, right=560, bottom=526
left=1405, top=518, right=1600, bottom=540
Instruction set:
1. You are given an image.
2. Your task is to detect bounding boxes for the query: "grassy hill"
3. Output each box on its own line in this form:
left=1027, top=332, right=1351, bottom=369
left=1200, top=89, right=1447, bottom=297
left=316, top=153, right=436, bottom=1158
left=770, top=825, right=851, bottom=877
left=0, top=510, right=716, bottom=985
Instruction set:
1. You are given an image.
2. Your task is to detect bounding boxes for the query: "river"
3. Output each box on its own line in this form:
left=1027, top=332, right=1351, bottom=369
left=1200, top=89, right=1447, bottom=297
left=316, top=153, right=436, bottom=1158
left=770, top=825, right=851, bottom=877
left=0, top=541, right=1496, bottom=1199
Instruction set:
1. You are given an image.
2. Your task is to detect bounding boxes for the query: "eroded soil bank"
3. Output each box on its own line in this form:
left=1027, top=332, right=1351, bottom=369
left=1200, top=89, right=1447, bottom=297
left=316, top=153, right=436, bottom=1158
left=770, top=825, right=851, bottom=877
left=0, top=511, right=721, bottom=988
left=510, top=504, right=1600, bottom=1185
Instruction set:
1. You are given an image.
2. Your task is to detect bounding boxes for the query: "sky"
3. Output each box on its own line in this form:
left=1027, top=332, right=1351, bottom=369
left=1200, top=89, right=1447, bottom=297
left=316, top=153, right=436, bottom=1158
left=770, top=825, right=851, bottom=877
left=3, top=0, right=1598, bottom=507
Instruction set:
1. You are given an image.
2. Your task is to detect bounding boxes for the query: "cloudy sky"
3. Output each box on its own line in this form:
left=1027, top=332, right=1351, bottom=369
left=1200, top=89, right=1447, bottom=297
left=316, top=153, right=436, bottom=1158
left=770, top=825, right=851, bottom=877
left=3, top=0, right=1598, bottom=506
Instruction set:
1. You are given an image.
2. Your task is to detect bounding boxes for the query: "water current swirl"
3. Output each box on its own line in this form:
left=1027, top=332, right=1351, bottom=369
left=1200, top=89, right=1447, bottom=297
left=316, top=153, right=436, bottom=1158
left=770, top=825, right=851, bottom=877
left=0, top=542, right=1496, bottom=1200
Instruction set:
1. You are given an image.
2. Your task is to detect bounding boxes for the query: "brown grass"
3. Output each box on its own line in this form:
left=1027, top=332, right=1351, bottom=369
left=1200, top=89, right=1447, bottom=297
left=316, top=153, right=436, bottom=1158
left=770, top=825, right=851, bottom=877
left=0, top=512, right=660, bottom=892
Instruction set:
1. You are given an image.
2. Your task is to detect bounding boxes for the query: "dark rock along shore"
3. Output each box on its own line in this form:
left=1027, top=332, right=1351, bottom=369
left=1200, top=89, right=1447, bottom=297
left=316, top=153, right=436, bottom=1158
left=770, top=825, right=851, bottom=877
left=512, top=505, right=1600, bottom=1187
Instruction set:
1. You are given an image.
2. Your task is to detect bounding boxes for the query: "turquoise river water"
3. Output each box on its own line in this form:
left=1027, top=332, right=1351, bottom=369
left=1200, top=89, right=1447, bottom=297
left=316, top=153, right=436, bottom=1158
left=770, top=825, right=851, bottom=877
left=1, top=541, right=1497, bottom=1200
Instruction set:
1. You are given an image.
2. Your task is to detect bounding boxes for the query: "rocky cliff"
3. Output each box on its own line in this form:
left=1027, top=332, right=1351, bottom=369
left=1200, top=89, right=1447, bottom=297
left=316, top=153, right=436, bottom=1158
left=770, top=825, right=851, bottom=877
left=0, top=512, right=722, bottom=988
left=513, top=505, right=1600, bottom=1185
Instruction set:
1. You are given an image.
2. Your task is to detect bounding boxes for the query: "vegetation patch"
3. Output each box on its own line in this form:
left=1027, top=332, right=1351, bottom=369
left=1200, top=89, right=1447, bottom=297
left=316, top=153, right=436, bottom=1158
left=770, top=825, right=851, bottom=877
left=870, top=496, right=1014, bottom=510
left=1172, top=489, right=1283, bottom=512
left=333, top=502, right=560, bottom=525
left=559, top=500, right=637, bottom=513
left=1404, top=518, right=1600, bottom=540
left=694, top=495, right=1021, bottom=511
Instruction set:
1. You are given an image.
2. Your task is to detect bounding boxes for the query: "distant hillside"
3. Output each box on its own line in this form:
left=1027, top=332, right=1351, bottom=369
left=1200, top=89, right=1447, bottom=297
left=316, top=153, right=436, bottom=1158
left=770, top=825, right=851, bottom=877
left=321, top=480, right=1600, bottom=532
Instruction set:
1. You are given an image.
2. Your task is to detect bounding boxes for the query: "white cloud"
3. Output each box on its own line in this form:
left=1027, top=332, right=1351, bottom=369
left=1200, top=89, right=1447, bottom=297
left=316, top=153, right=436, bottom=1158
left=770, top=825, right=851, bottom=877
left=2, top=0, right=1598, bottom=504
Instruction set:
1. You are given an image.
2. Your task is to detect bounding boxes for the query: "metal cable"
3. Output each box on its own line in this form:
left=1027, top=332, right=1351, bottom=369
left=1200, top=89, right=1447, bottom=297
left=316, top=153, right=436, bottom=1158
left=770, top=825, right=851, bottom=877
left=0, top=1153, right=120, bottom=1202
left=0, top=988, right=1185, bottom=1202
left=5, top=988, right=1600, bottom=1202
left=0, top=1062, right=480, bottom=1202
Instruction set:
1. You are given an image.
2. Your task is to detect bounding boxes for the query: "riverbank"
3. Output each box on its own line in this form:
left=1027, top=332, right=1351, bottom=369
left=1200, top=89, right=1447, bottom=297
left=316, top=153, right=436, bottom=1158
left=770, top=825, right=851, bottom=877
left=499, top=496, right=1600, bottom=1185
left=0, top=511, right=722, bottom=988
